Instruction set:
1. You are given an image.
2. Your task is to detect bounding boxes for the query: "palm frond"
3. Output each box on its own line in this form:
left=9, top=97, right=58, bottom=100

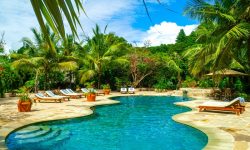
left=58, top=61, right=78, bottom=71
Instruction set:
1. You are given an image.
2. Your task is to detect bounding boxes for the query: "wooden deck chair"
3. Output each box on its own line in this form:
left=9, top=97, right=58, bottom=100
left=198, top=99, right=244, bottom=115
left=34, top=93, right=63, bottom=103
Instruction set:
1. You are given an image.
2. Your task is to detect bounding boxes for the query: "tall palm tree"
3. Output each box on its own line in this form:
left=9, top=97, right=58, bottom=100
left=11, top=26, right=78, bottom=90
left=184, top=0, right=250, bottom=75
left=79, top=25, right=129, bottom=88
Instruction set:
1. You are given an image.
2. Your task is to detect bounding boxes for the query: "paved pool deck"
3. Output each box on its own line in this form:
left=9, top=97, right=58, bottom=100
left=0, top=91, right=249, bottom=150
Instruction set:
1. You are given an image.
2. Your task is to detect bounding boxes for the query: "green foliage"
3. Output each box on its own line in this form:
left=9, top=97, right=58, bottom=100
left=84, top=81, right=95, bottom=89
left=235, top=92, right=248, bottom=101
left=234, top=78, right=244, bottom=92
left=219, top=77, right=230, bottom=89
left=79, top=25, right=130, bottom=88
left=182, top=76, right=197, bottom=87
left=0, top=32, right=5, bottom=53
left=0, top=77, right=4, bottom=98
left=176, top=29, right=186, bottom=43
left=101, top=84, right=110, bottom=89
left=153, top=78, right=175, bottom=90
left=30, top=0, right=84, bottom=45
left=198, top=78, right=214, bottom=88
left=184, top=0, right=250, bottom=76
left=17, top=86, right=31, bottom=101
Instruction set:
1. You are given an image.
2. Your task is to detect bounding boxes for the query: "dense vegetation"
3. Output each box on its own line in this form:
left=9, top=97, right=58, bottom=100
left=0, top=0, right=249, bottom=98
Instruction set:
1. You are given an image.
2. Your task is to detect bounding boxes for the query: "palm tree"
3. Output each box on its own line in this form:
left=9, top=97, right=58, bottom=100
left=184, top=0, right=250, bottom=75
left=11, top=26, right=78, bottom=90
left=79, top=25, right=129, bottom=88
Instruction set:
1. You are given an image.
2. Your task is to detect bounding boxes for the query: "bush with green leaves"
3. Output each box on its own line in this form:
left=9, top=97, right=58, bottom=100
left=153, top=78, right=175, bottom=90
left=234, top=78, right=244, bottom=92
left=101, top=84, right=110, bottom=89
left=17, top=86, right=31, bottom=101
left=198, top=78, right=214, bottom=88
left=181, top=76, right=197, bottom=87
left=219, top=77, right=230, bottom=89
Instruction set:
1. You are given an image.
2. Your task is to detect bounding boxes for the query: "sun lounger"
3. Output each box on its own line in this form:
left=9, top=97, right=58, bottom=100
left=198, top=98, right=245, bottom=115
left=128, top=87, right=135, bottom=94
left=88, top=88, right=105, bottom=96
left=120, top=87, right=127, bottom=94
left=34, top=93, right=63, bottom=103
left=60, top=89, right=82, bottom=99
left=45, top=90, right=70, bottom=101
left=81, top=88, right=89, bottom=94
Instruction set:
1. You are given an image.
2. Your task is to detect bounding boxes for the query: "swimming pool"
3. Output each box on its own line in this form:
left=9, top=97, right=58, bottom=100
left=6, top=96, right=208, bottom=150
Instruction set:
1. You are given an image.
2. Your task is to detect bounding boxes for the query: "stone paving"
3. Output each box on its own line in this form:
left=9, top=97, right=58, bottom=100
left=0, top=90, right=249, bottom=150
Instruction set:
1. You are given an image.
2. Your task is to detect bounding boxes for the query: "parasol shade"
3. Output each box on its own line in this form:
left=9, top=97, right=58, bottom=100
left=206, top=69, right=248, bottom=76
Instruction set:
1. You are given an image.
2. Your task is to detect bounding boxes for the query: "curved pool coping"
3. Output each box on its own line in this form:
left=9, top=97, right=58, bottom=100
left=1, top=95, right=233, bottom=150
left=173, top=102, right=234, bottom=150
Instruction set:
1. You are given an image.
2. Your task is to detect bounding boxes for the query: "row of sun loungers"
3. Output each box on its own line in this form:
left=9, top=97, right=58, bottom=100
left=121, top=87, right=135, bottom=94
left=33, top=88, right=246, bottom=116
left=33, top=88, right=108, bottom=103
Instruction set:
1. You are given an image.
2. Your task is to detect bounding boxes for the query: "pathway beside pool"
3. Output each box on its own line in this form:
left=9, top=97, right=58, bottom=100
left=0, top=91, right=249, bottom=150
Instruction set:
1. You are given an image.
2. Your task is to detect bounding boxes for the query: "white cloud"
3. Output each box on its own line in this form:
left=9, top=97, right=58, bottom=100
left=141, top=21, right=198, bottom=46
left=0, top=0, right=38, bottom=52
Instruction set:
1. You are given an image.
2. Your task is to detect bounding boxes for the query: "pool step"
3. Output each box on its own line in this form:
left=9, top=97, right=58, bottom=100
left=45, top=130, right=71, bottom=147
left=15, top=126, right=42, bottom=135
left=17, top=129, right=61, bottom=144
left=15, top=127, right=51, bottom=139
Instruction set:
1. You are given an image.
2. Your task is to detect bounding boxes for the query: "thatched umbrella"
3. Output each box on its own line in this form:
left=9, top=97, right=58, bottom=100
left=206, top=69, right=248, bottom=98
left=206, top=69, right=248, bottom=77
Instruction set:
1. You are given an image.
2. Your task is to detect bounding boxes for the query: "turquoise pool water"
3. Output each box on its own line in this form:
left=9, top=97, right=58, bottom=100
left=6, top=96, right=208, bottom=150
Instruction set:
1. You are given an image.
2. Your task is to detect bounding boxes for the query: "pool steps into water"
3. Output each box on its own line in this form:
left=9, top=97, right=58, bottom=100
left=8, top=126, right=71, bottom=147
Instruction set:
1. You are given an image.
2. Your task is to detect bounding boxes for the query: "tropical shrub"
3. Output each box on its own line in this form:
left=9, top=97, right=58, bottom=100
left=219, top=77, right=230, bottom=89
left=234, top=78, right=244, bottom=92
left=181, top=76, right=197, bottom=87
left=198, top=78, right=214, bottom=88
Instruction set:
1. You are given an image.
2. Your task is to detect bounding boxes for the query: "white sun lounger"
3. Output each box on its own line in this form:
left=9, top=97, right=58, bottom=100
left=60, top=89, right=82, bottom=99
left=120, top=87, right=127, bottom=94
left=34, top=93, right=63, bottom=103
left=128, top=87, right=135, bottom=94
left=45, top=90, right=70, bottom=101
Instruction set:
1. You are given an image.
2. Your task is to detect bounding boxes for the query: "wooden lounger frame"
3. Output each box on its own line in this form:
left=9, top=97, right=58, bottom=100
left=198, top=99, right=245, bottom=115
left=33, top=97, right=62, bottom=103
left=198, top=106, right=241, bottom=115
left=63, top=94, right=82, bottom=99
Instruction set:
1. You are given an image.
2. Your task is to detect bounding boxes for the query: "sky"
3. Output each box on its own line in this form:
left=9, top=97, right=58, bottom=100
left=0, top=0, right=199, bottom=52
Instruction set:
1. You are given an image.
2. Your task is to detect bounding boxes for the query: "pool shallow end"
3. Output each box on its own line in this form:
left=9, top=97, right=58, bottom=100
left=0, top=96, right=119, bottom=150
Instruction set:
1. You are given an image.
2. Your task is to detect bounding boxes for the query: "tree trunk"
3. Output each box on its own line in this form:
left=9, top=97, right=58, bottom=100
left=133, top=71, right=153, bottom=87
left=177, top=71, right=183, bottom=90
left=34, top=70, right=39, bottom=93
left=69, top=71, right=72, bottom=88
left=97, top=64, right=102, bottom=89
left=248, top=38, right=250, bottom=70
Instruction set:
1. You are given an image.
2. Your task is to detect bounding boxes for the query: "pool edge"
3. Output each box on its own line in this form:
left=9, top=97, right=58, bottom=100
left=2, top=98, right=120, bottom=150
left=2, top=95, right=234, bottom=150
left=173, top=102, right=234, bottom=150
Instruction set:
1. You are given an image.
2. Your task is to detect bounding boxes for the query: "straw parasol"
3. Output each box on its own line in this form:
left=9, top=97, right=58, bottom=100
left=206, top=69, right=248, bottom=77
